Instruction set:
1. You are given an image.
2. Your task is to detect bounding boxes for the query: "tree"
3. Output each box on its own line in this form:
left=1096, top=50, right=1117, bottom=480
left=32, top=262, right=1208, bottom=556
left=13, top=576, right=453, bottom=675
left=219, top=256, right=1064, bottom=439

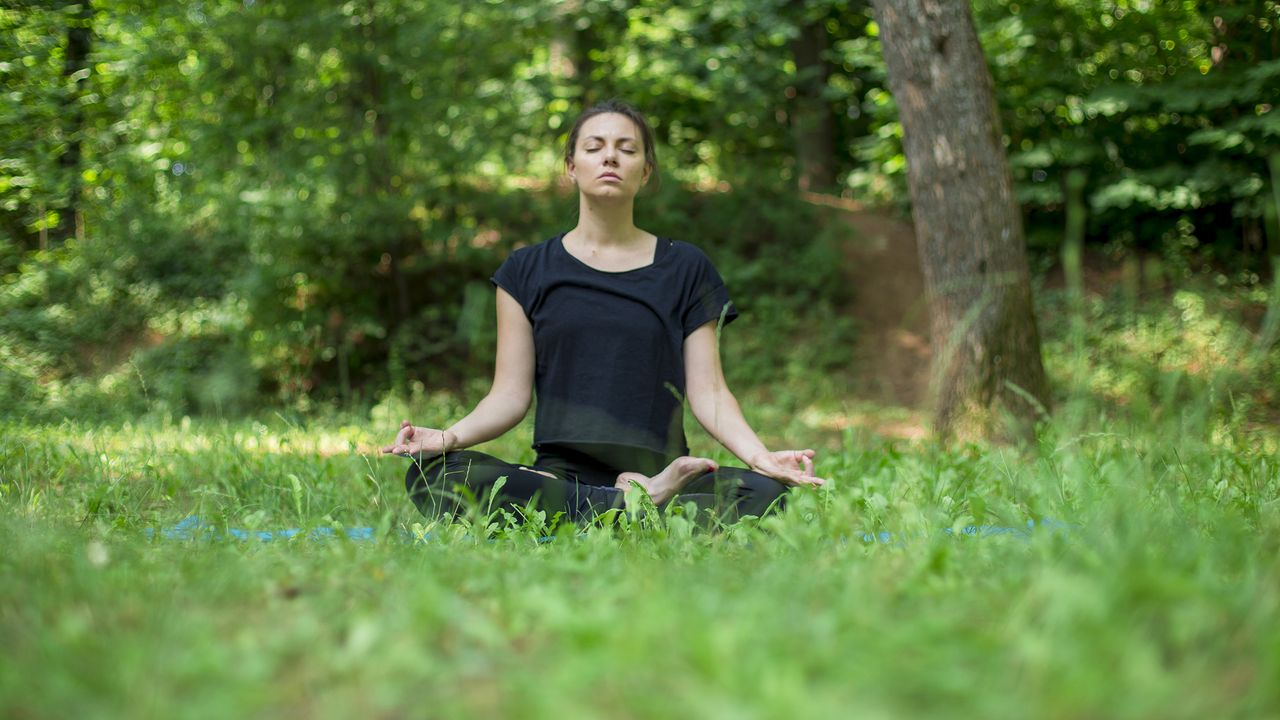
left=53, top=0, right=93, bottom=244
left=870, top=0, right=1050, bottom=439
left=788, top=0, right=837, bottom=192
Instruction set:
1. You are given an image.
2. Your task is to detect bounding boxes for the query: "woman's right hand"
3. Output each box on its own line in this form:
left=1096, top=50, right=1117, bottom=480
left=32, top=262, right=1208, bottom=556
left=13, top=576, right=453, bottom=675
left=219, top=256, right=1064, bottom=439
left=747, top=449, right=825, bottom=488
left=380, top=419, right=457, bottom=457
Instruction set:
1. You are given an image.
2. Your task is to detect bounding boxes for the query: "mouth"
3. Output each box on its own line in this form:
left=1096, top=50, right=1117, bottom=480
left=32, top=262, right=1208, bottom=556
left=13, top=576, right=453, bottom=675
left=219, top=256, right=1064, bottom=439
left=598, top=173, right=622, bottom=181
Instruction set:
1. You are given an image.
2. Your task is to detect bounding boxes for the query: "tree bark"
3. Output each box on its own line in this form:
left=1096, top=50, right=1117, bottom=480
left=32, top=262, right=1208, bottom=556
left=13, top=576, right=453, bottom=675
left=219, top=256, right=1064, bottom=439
left=789, top=0, right=837, bottom=192
left=870, top=0, right=1050, bottom=440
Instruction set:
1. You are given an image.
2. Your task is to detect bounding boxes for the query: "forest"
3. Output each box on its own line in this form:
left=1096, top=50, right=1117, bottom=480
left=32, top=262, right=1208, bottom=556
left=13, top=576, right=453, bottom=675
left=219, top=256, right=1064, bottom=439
left=3, top=0, right=1276, bottom=420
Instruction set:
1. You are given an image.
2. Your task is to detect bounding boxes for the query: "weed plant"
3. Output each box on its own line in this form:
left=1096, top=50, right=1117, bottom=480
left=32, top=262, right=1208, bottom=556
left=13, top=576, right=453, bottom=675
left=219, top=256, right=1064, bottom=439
left=1, top=285, right=1278, bottom=719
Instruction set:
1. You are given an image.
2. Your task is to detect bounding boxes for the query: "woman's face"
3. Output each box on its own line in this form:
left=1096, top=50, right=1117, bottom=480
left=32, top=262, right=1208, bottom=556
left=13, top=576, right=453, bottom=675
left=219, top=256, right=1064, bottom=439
left=566, top=112, right=650, bottom=200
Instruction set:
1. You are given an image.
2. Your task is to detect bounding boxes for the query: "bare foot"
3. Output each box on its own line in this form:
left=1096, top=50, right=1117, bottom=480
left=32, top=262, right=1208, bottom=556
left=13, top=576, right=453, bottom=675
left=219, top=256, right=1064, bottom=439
left=615, top=456, right=718, bottom=506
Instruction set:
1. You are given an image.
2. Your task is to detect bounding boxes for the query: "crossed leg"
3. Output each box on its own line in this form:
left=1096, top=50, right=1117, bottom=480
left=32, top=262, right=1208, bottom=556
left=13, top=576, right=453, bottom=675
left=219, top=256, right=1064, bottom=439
left=404, top=451, right=623, bottom=522
left=405, top=451, right=786, bottom=523
left=674, top=466, right=789, bottom=520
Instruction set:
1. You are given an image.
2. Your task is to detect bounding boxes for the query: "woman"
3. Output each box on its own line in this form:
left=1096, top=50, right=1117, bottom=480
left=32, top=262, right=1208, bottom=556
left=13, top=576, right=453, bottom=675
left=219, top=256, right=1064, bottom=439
left=382, top=100, right=824, bottom=523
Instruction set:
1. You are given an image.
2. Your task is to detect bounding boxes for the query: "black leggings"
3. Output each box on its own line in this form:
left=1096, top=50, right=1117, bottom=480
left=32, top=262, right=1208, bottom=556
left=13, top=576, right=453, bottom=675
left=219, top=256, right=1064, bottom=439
left=404, top=444, right=788, bottom=524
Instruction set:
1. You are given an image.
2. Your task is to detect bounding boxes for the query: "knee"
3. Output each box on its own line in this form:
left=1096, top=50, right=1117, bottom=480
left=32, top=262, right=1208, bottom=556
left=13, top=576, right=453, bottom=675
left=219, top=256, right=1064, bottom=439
left=739, top=471, right=788, bottom=511
left=404, top=455, right=446, bottom=515
left=714, top=468, right=788, bottom=516
left=404, top=451, right=489, bottom=515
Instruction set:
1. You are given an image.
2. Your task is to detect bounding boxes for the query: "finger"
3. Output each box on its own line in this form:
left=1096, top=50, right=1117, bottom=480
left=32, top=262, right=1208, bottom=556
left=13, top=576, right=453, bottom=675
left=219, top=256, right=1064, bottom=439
left=801, top=454, right=814, bottom=476
left=788, top=469, right=824, bottom=486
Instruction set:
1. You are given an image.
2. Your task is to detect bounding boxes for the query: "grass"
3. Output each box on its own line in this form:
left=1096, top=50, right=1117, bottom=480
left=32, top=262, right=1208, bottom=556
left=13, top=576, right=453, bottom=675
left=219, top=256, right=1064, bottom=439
left=2, top=284, right=1279, bottom=719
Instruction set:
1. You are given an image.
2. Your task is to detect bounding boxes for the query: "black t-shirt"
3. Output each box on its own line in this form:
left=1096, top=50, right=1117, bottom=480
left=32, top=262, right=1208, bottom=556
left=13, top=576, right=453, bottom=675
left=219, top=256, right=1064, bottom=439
left=491, top=232, right=739, bottom=475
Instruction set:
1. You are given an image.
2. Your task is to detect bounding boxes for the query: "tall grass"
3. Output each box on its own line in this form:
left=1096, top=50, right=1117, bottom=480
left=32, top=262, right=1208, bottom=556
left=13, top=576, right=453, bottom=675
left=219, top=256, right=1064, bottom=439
left=1, top=285, right=1278, bottom=719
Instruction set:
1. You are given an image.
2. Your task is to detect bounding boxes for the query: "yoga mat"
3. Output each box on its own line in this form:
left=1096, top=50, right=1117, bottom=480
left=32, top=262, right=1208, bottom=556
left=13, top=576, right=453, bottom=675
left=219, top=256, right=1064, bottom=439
left=146, top=515, right=377, bottom=542
left=860, top=518, right=1075, bottom=545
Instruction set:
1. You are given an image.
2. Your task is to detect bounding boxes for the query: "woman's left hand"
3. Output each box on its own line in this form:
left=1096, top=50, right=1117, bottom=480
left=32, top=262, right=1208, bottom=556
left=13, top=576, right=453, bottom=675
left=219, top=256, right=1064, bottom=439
left=748, top=449, right=825, bottom=487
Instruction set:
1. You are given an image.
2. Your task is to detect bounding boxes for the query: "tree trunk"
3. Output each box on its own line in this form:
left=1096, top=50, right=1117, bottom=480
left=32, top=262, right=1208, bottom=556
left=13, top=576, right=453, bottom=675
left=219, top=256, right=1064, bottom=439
left=870, top=0, right=1050, bottom=440
left=356, top=9, right=411, bottom=325
left=55, top=0, right=92, bottom=244
left=574, top=19, right=599, bottom=107
left=560, top=1, right=629, bottom=109
left=789, top=0, right=836, bottom=192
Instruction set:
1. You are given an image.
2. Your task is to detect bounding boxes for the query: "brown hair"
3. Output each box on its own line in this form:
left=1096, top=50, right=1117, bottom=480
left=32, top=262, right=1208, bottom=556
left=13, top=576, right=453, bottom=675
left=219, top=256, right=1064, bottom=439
left=564, top=99, right=659, bottom=188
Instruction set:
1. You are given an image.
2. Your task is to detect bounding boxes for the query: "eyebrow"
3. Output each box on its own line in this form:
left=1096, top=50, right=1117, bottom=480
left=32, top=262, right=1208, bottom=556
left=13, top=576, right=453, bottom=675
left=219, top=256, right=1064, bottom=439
left=584, top=135, right=637, bottom=143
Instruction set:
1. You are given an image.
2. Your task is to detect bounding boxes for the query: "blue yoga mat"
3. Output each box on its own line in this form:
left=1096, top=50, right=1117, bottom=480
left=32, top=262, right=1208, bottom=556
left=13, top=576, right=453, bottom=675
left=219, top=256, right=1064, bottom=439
left=147, top=516, right=377, bottom=542
left=861, top=518, right=1074, bottom=545
left=147, top=515, right=1073, bottom=544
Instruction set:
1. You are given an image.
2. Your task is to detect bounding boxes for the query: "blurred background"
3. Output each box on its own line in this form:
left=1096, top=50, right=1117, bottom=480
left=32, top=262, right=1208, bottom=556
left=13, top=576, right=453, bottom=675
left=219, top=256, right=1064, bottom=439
left=1, top=0, right=1276, bottom=430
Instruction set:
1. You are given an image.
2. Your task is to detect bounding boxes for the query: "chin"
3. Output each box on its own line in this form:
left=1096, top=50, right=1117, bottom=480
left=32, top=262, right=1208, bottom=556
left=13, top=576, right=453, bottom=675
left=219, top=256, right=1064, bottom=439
left=589, top=193, right=637, bottom=202
left=586, top=186, right=635, bottom=199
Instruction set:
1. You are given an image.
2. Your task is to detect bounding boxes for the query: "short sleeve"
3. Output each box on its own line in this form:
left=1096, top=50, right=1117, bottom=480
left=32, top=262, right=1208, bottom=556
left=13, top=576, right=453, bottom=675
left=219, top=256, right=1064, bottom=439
left=681, top=250, right=739, bottom=337
left=490, top=248, right=532, bottom=316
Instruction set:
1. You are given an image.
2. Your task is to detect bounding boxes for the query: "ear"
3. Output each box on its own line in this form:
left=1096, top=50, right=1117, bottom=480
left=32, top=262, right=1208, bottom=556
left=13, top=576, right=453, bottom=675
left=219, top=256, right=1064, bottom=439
left=565, top=158, right=576, bottom=182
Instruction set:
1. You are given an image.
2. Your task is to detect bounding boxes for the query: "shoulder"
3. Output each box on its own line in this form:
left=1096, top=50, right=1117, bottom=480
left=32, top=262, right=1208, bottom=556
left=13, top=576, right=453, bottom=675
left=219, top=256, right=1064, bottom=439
left=492, top=235, right=562, bottom=302
left=663, top=239, right=727, bottom=283
left=504, top=235, right=557, bottom=264
left=664, top=239, right=718, bottom=268
left=496, top=235, right=558, bottom=275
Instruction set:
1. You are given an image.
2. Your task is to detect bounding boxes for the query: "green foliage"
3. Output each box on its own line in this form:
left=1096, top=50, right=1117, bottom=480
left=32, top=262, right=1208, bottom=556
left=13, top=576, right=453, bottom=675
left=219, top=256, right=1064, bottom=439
left=977, top=0, right=1280, bottom=265
left=1040, top=272, right=1280, bottom=439
left=1, top=0, right=1277, bottom=415
left=0, top=3, right=83, bottom=247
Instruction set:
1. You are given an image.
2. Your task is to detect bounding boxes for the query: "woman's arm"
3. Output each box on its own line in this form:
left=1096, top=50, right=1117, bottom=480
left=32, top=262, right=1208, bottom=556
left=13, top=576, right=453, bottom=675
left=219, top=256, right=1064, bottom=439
left=382, top=288, right=534, bottom=455
left=444, top=287, right=535, bottom=448
left=684, top=323, right=823, bottom=486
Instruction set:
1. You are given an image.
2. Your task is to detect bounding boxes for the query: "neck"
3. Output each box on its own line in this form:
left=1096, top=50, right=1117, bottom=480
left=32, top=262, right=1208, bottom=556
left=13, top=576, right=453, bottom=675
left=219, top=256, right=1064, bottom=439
left=571, top=195, right=640, bottom=248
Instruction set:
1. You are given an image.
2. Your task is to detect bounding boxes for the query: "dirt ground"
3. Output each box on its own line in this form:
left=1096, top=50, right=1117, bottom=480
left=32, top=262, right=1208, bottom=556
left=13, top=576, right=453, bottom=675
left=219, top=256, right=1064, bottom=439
left=805, top=193, right=931, bottom=404
left=803, top=193, right=933, bottom=439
